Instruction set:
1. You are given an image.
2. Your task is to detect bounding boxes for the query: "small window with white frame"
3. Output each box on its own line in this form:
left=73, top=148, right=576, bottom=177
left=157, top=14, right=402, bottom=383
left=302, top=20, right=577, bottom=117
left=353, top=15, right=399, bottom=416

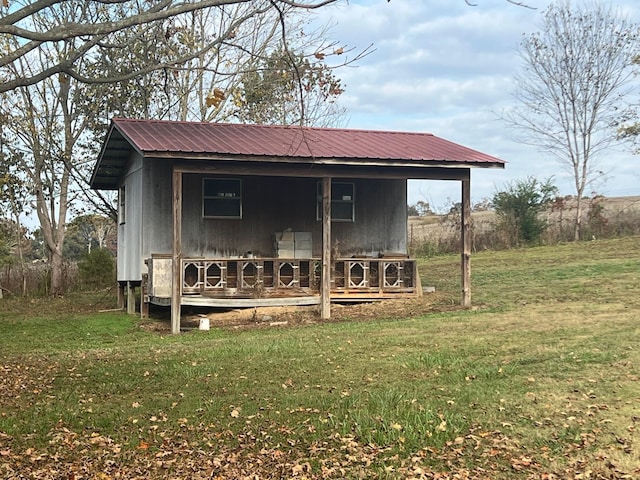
left=316, top=181, right=355, bottom=222
left=203, top=178, right=242, bottom=219
left=118, top=185, right=126, bottom=225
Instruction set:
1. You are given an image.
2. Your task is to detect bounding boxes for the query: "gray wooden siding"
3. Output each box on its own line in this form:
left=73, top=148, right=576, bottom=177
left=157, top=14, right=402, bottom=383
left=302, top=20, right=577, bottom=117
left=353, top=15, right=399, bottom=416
left=117, top=154, right=143, bottom=282
left=118, top=162, right=408, bottom=281
left=141, top=159, right=173, bottom=257
left=336, top=178, right=407, bottom=256
left=181, top=174, right=407, bottom=258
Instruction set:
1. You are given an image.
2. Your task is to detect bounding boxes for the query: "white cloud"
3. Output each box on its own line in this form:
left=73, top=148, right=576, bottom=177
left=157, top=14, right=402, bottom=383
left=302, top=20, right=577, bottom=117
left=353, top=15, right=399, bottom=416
left=311, top=0, right=640, bottom=203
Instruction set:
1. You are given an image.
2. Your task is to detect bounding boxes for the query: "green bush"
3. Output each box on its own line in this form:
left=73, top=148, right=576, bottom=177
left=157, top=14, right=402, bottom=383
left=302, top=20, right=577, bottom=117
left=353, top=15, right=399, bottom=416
left=78, top=248, right=115, bottom=290
left=492, top=177, right=558, bottom=246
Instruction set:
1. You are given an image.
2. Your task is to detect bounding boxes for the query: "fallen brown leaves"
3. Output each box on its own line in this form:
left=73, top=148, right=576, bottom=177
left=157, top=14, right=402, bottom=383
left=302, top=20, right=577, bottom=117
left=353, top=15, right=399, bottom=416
left=0, top=359, right=59, bottom=411
left=1, top=422, right=637, bottom=479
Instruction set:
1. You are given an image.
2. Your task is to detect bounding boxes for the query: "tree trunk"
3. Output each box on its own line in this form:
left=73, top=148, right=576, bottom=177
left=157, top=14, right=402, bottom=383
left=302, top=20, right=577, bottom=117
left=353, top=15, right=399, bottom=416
left=573, top=195, right=582, bottom=241
left=49, top=249, right=66, bottom=296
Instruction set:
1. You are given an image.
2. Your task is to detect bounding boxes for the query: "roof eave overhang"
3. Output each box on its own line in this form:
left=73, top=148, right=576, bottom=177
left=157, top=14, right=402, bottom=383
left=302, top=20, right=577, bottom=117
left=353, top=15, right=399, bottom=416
left=89, top=122, right=145, bottom=190
left=145, top=151, right=506, bottom=170
left=161, top=155, right=503, bottom=182
left=90, top=146, right=505, bottom=191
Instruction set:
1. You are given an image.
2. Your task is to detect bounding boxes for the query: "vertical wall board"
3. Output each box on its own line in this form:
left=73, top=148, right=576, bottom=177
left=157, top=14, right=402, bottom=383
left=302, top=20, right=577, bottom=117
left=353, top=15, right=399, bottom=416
left=331, top=178, right=407, bottom=256
left=141, top=158, right=173, bottom=259
left=117, top=153, right=143, bottom=282
left=179, top=174, right=408, bottom=259
left=182, top=174, right=319, bottom=257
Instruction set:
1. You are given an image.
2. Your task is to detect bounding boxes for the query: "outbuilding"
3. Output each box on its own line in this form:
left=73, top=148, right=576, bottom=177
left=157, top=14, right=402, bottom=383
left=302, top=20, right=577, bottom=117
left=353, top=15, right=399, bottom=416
left=90, top=119, right=505, bottom=333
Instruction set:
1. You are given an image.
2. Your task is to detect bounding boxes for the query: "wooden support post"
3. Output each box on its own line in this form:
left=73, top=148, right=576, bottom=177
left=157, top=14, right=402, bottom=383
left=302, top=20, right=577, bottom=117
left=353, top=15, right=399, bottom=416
left=414, top=261, right=423, bottom=298
left=117, top=282, right=125, bottom=310
left=321, top=177, right=331, bottom=319
left=140, top=273, right=149, bottom=319
left=171, top=169, right=183, bottom=334
left=461, top=176, right=471, bottom=308
left=127, top=281, right=136, bottom=314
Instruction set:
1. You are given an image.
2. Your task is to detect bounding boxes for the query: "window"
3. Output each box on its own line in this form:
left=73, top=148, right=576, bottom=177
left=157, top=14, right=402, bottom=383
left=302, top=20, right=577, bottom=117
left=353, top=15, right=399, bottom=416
left=203, top=178, right=242, bottom=218
left=118, top=185, right=126, bottom=224
left=316, top=181, right=355, bottom=222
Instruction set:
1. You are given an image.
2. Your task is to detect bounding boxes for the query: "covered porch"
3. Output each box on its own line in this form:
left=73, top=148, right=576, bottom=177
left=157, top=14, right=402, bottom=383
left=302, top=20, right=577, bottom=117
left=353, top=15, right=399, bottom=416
left=163, top=167, right=472, bottom=334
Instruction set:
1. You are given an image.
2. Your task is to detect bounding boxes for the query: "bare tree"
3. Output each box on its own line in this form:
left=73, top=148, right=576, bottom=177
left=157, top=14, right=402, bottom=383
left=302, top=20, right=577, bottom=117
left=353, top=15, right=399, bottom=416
left=1, top=72, right=85, bottom=295
left=80, top=4, right=348, bottom=124
left=0, top=0, right=341, bottom=93
left=1, top=2, right=130, bottom=294
left=66, top=214, right=115, bottom=254
left=505, top=1, right=638, bottom=241
left=0, top=166, right=30, bottom=296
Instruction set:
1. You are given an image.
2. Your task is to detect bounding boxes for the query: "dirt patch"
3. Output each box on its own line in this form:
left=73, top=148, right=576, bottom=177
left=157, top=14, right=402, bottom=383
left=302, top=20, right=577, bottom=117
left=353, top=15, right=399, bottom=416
left=141, top=293, right=455, bottom=333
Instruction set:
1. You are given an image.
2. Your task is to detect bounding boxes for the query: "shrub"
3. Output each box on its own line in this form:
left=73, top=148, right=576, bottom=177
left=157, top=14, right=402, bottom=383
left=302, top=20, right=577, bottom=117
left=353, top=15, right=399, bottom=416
left=492, top=177, right=558, bottom=246
left=78, top=248, right=115, bottom=290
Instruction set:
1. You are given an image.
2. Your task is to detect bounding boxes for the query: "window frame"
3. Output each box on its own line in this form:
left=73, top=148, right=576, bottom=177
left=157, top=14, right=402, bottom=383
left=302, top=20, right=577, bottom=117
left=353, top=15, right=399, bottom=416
left=316, top=181, right=355, bottom=222
left=202, top=177, right=243, bottom=219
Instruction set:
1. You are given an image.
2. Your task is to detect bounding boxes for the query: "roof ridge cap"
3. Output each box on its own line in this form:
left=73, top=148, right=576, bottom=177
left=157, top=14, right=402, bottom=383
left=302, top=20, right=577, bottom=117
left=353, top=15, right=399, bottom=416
left=111, top=118, right=435, bottom=136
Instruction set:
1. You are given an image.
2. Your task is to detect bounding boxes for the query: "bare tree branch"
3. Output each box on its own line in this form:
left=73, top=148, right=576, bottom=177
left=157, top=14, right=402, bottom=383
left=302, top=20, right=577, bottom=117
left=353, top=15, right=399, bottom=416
left=0, top=0, right=340, bottom=92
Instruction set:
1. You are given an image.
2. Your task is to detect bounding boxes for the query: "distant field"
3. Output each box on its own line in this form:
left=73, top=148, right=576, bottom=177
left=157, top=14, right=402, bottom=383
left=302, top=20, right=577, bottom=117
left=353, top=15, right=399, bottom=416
left=409, top=195, right=640, bottom=248
left=1, top=236, right=639, bottom=478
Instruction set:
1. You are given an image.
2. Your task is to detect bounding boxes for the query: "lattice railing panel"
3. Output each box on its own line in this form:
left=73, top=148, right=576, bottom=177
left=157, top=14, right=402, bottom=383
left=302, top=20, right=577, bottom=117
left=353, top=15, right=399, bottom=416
left=179, top=257, right=416, bottom=297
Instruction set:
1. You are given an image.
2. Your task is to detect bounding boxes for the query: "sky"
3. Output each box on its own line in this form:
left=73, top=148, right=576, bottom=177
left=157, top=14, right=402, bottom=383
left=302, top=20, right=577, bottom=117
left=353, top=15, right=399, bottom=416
left=311, top=0, right=640, bottom=211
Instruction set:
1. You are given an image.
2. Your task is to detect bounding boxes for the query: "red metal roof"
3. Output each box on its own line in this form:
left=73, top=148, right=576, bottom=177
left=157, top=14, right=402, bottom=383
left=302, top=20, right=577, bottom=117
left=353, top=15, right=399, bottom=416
left=114, top=118, right=504, bottom=163
left=91, top=119, right=505, bottom=189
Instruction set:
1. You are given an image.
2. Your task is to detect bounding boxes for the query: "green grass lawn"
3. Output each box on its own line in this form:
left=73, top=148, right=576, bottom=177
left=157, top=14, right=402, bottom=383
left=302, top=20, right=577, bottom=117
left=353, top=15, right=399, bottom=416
left=1, top=236, right=639, bottom=478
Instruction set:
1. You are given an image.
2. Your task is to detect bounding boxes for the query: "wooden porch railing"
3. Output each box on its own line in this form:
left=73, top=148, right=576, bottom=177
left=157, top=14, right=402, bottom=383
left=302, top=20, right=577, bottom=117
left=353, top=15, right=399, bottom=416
left=331, top=258, right=417, bottom=296
left=179, top=257, right=418, bottom=298
left=181, top=258, right=318, bottom=296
